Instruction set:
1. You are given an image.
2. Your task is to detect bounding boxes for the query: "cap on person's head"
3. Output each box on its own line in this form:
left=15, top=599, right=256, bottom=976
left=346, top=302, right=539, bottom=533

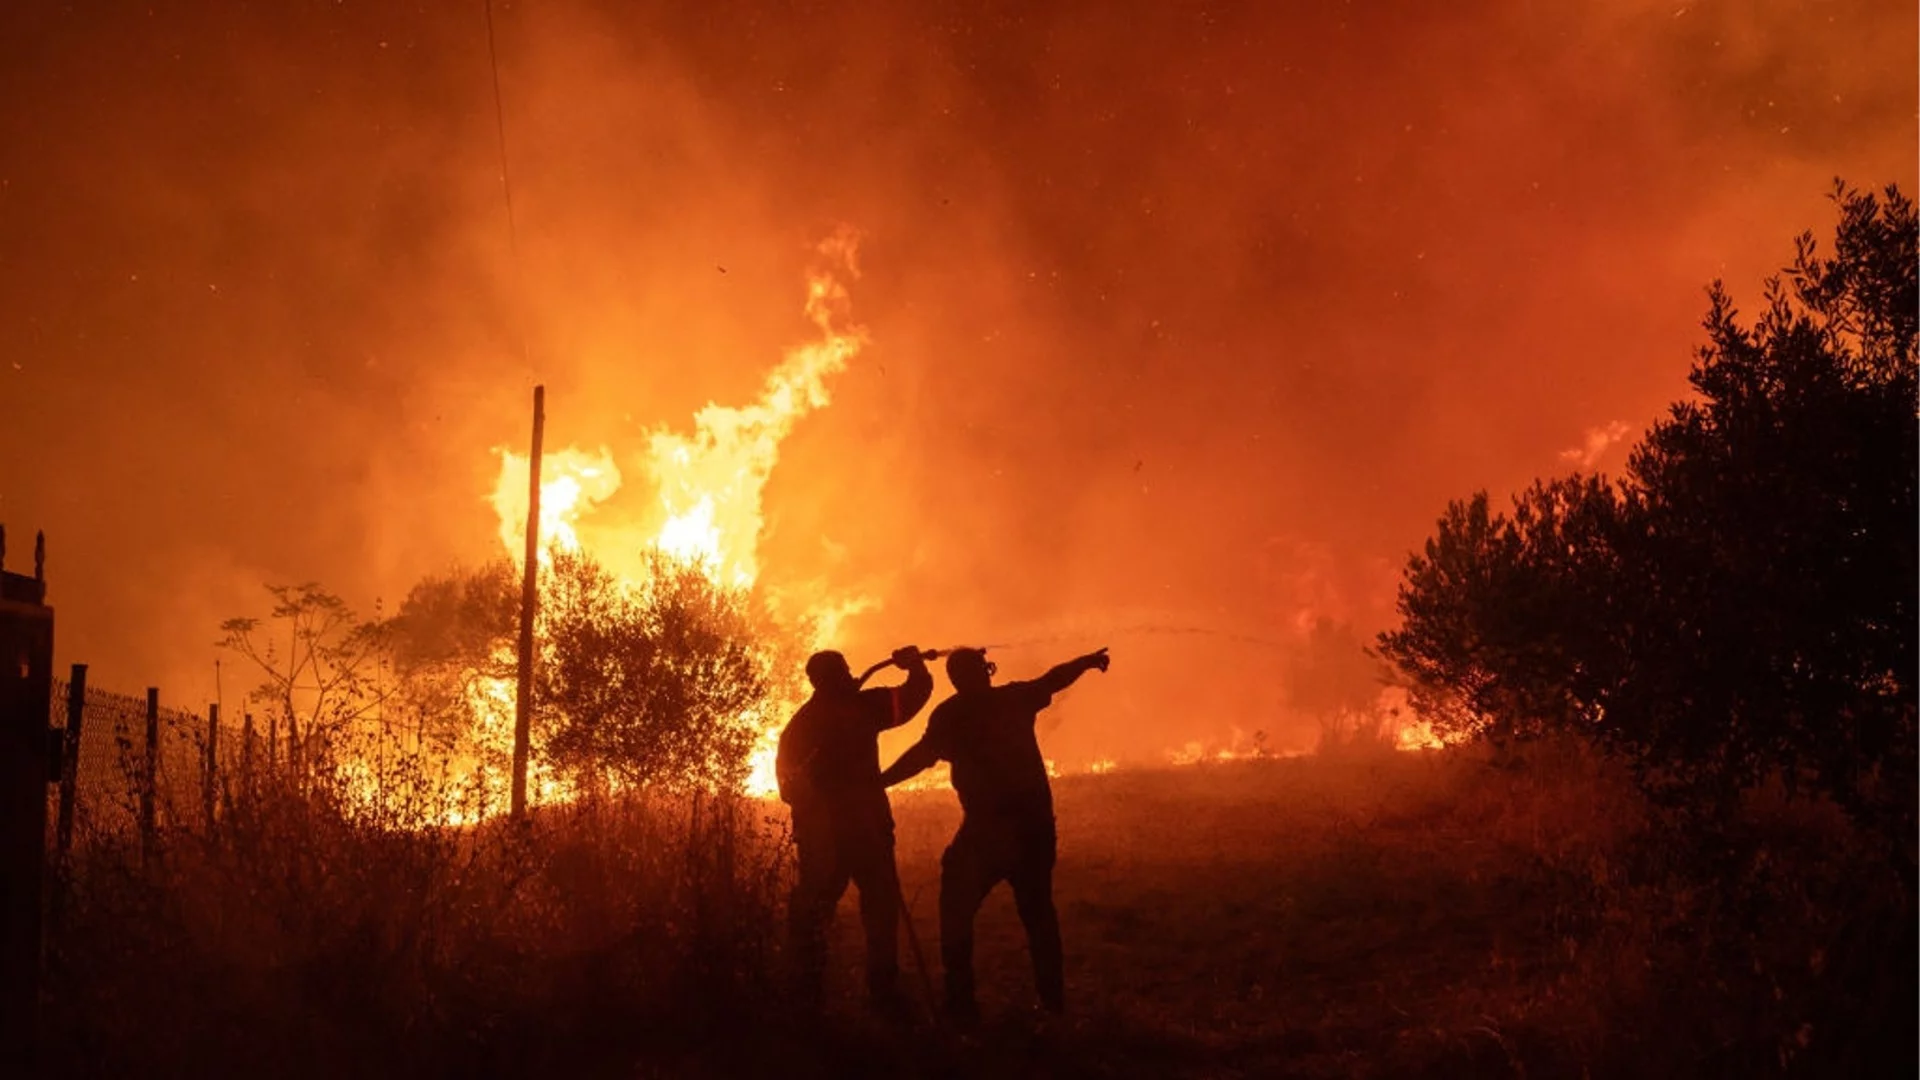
left=946, top=647, right=992, bottom=685
left=805, top=650, right=853, bottom=691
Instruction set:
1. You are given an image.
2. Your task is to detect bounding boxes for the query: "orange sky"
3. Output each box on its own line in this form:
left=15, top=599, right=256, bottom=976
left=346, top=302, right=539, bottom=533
left=1, top=0, right=1913, bottom=762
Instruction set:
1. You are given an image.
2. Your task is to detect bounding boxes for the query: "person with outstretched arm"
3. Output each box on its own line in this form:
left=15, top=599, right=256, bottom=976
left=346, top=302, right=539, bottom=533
left=879, top=646, right=1110, bottom=1021
left=776, top=646, right=934, bottom=1014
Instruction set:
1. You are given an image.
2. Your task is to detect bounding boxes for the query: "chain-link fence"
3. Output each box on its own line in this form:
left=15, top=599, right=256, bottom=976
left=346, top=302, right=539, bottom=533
left=47, top=676, right=272, bottom=850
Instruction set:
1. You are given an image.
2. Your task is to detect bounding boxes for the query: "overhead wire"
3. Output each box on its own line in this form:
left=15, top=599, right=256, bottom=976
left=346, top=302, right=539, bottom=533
left=482, top=0, right=532, bottom=370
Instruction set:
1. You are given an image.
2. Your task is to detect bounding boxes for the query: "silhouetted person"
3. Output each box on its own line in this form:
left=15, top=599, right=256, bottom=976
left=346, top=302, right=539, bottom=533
left=776, top=646, right=933, bottom=1012
left=879, top=646, right=1110, bottom=1021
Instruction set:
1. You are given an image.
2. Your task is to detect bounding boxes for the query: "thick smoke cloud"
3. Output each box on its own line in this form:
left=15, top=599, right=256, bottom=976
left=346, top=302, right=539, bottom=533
left=1, top=0, right=1912, bottom=761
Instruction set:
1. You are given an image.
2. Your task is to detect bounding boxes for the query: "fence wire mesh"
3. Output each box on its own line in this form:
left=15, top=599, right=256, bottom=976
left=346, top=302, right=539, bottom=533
left=48, top=679, right=272, bottom=846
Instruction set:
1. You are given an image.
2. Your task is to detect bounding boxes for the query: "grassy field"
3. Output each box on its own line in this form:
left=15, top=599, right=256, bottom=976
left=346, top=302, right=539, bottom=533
left=758, top=745, right=1911, bottom=1079
left=39, top=743, right=1913, bottom=1079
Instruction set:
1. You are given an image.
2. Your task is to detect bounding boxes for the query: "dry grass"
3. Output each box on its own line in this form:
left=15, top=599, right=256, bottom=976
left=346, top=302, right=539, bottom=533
left=36, top=742, right=1913, bottom=1078
left=41, top=782, right=794, bottom=1078
left=813, top=742, right=1911, bottom=1079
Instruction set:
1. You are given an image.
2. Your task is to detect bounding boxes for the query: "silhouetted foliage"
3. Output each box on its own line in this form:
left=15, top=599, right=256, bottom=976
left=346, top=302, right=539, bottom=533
left=1378, top=475, right=1628, bottom=746
left=536, top=549, right=774, bottom=792
left=387, top=549, right=786, bottom=793
left=1280, top=617, right=1401, bottom=755
left=1380, top=182, right=1917, bottom=862
left=382, top=560, right=522, bottom=757
left=220, top=583, right=394, bottom=775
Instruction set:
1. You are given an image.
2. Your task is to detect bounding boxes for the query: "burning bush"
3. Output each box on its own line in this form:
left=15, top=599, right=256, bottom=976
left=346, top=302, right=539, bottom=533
left=382, top=548, right=806, bottom=806
left=531, top=549, right=789, bottom=794
left=213, top=544, right=807, bottom=824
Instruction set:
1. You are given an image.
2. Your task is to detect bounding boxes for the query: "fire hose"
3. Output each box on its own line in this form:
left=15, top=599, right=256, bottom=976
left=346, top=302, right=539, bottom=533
left=848, top=624, right=1290, bottom=693
left=852, top=647, right=951, bottom=687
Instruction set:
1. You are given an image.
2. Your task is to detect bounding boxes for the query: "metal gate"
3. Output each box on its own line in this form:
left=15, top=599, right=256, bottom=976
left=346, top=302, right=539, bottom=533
left=0, top=527, right=54, bottom=1068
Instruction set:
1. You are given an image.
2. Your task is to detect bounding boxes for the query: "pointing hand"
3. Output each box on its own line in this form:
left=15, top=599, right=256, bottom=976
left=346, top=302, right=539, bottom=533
left=1087, top=647, right=1110, bottom=673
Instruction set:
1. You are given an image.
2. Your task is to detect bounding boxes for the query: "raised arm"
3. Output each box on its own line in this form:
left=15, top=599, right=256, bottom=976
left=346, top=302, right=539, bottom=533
left=879, top=733, right=943, bottom=788
left=1032, top=647, right=1111, bottom=697
left=863, top=646, right=935, bottom=732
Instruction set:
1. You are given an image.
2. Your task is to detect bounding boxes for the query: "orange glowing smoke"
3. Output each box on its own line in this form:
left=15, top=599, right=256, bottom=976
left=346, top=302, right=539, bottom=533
left=461, top=228, right=1446, bottom=816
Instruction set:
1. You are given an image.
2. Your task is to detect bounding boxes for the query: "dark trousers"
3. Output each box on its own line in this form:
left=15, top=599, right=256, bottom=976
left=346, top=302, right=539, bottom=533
left=788, top=804, right=901, bottom=1001
left=939, top=812, right=1063, bottom=1013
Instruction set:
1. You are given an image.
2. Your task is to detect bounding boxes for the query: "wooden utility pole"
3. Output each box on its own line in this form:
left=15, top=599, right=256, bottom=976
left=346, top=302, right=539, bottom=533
left=510, top=384, right=545, bottom=819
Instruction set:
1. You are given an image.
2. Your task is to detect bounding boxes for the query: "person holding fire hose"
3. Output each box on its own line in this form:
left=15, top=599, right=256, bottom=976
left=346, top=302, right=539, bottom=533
left=775, top=645, right=933, bottom=1013
left=879, top=645, right=1111, bottom=1022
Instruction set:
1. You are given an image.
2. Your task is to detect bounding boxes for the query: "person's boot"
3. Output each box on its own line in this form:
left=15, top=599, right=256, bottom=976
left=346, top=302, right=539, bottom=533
left=866, top=967, right=915, bottom=1025
left=868, top=987, right=917, bottom=1026
left=1036, top=955, right=1066, bottom=1016
left=791, top=977, right=825, bottom=1013
left=942, top=990, right=981, bottom=1026
left=1038, top=983, right=1065, bottom=1016
left=789, top=957, right=827, bottom=1013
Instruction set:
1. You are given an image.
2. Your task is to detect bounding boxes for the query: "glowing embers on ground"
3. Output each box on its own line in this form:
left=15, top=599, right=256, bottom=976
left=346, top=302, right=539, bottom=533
left=1158, top=692, right=1454, bottom=768
left=1393, top=717, right=1447, bottom=752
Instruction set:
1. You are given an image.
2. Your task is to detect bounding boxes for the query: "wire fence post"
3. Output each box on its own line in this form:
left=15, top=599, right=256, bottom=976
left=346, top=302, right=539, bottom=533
left=203, top=704, right=219, bottom=830
left=141, top=688, right=158, bottom=865
left=55, top=665, right=85, bottom=858
left=241, top=711, right=254, bottom=800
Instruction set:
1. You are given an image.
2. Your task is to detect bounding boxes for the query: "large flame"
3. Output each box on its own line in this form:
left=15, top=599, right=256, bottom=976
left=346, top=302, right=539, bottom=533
left=447, top=229, right=1449, bottom=819
left=647, top=248, right=865, bottom=590
left=477, top=232, right=868, bottom=805
left=490, top=447, right=622, bottom=563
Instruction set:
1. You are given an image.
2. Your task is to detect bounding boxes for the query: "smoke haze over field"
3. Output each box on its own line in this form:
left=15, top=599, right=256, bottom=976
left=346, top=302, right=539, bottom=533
left=1, top=0, right=1913, bottom=762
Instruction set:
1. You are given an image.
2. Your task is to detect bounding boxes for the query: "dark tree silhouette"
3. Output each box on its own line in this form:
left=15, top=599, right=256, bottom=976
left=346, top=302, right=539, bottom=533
left=1375, top=475, right=1627, bottom=746
left=1380, top=182, right=1917, bottom=865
